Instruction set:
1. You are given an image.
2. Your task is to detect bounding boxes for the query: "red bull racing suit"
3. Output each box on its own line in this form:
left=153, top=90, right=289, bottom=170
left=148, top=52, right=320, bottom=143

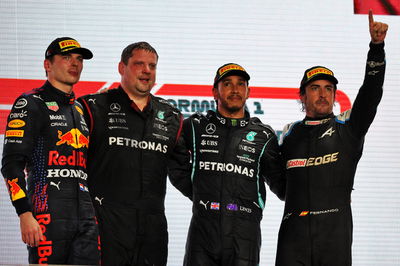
left=1, top=81, right=100, bottom=265
left=276, top=42, right=386, bottom=266
left=79, top=87, right=191, bottom=266
left=182, top=110, right=285, bottom=266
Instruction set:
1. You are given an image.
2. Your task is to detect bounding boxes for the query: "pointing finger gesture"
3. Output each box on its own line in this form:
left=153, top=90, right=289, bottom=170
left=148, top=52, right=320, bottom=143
left=369, top=9, right=388, bottom=44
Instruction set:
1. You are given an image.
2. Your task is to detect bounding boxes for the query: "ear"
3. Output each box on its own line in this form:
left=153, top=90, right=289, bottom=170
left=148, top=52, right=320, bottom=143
left=246, top=86, right=250, bottom=100
left=212, top=87, right=219, bottom=101
left=300, top=93, right=306, bottom=104
left=118, top=61, right=125, bottom=76
left=43, top=59, right=50, bottom=72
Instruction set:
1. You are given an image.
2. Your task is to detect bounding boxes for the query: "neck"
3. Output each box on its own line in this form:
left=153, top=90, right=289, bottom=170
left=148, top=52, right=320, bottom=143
left=47, top=79, right=73, bottom=94
left=122, top=87, right=149, bottom=111
left=217, top=108, right=245, bottom=119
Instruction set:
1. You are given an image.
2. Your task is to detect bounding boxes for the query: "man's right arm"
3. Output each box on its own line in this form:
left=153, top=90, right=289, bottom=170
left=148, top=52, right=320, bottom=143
left=1, top=95, right=43, bottom=246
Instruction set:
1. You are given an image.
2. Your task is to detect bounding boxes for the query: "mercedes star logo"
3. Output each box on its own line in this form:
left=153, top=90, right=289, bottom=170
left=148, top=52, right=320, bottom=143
left=110, top=103, right=121, bottom=112
left=205, top=123, right=216, bottom=134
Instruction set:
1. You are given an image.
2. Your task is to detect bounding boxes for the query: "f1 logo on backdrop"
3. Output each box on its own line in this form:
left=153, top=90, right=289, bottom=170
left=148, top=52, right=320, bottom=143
left=0, top=78, right=352, bottom=134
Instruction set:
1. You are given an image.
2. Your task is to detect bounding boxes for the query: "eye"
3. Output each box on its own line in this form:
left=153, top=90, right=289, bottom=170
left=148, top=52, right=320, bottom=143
left=149, top=63, right=157, bottom=70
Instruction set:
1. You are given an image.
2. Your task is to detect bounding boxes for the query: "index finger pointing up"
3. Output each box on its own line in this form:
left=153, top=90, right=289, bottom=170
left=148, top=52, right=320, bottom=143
left=369, top=9, right=374, bottom=26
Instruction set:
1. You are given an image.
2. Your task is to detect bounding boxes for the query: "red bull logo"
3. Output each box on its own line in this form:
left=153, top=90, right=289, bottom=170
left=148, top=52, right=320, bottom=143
left=48, top=150, right=86, bottom=168
left=7, top=178, right=26, bottom=201
left=56, top=129, right=89, bottom=148
left=36, top=214, right=53, bottom=264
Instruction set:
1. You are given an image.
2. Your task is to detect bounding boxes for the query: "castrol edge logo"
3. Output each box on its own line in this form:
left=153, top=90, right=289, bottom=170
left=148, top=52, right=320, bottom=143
left=286, top=152, right=339, bottom=169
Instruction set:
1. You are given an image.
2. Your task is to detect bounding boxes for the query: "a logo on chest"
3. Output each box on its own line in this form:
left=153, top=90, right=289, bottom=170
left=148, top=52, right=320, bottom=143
left=319, top=127, right=335, bottom=139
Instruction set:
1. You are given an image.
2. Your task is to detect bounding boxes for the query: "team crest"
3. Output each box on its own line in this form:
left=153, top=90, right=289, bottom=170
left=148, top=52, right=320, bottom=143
left=157, top=111, right=165, bottom=120
left=246, top=131, right=257, bottom=141
left=46, top=102, right=59, bottom=112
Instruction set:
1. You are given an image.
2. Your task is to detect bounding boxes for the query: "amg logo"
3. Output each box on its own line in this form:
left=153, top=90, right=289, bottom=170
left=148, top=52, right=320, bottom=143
left=286, top=152, right=339, bottom=169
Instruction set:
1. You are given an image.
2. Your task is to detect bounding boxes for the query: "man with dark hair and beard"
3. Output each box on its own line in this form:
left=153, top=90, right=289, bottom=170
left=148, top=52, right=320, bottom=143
left=182, top=63, right=285, bottom=266
left=275, top=11, right=388, bottom=266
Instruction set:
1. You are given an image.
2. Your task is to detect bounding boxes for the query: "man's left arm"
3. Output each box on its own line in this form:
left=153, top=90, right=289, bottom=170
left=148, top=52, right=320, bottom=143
left=167, top=115, right=193, bottom=199
left=260, top=132, right=286, bottom=201
left=349, top=10, right=388, bottom=137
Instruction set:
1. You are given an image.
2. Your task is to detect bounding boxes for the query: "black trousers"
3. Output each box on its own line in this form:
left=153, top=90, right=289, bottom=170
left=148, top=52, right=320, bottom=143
left=184, top=214, right=261, bottom=266
left=96, top=203, right=168, bottom=266
left=28, top=213, right=100, bottom=265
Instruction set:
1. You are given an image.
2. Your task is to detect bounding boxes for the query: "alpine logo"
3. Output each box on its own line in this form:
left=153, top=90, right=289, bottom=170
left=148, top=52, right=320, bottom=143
left=319, top=127, right=335, bottom=139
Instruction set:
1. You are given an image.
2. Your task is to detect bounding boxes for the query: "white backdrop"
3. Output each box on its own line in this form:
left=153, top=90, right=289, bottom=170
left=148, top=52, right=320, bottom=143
left=0, top=0, right=399, bottom=265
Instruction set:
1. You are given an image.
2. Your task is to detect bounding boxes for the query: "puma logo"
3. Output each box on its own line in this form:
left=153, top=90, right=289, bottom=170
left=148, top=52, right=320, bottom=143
left=50, top=181, right=61, bottom=190
left=199, top=200, right=209, bottom=210
left=95, top=196, right=104, bottom=205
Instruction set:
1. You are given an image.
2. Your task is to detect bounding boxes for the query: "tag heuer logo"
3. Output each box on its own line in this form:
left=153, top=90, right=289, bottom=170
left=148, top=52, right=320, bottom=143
left=46, top=102, right=59, bottom=112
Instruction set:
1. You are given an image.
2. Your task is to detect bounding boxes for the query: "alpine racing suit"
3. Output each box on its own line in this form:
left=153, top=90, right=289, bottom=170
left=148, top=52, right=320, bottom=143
left=1, top=81, right=100, bottom=265
left=275, top=42, right=386, bottom=266
left=183, top=110, right=285, bottom=266
left=79, top=87, right=191, bottom=266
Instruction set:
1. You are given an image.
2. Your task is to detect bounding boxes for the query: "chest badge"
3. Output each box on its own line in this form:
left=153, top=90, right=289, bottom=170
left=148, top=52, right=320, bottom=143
left=46, top=102, right=59, bottom=112
left=319, top=127, right=335, bottom=139
left=246, top=131, right=257, bottom=141
left=205, top=123, right=216, bottom=134
left=157, top=111, right=165, bottom=120
left=110, top=103, right=121, bottom=112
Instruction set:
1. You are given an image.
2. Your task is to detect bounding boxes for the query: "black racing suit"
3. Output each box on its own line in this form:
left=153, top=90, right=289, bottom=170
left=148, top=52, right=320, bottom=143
left=1, top=81, right=100, bottom=265
left=183, top=110, right=285, bottom=266
left=276, top=42, right=386, bottom=266
left=79, top=87, right=191, bottom=266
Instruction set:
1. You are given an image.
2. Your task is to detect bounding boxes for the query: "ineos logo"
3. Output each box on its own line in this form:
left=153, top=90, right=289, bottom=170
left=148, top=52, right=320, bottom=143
left=205, top=123, right=216, bottom=134
left=110, top=103, right=121, bottom=112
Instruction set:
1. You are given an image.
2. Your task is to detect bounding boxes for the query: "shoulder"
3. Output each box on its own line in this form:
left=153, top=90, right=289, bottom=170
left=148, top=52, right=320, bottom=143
left=79, top=89, right=112, bottom=102
left=281, top=120, right=302, bottom=139
left=151, top=95, right=181, bottom=113
left=335, top=109, right=352, bottom=124
left=249, top=117, right=275, bottom=134
left=12, top=88, right=45, bottom=111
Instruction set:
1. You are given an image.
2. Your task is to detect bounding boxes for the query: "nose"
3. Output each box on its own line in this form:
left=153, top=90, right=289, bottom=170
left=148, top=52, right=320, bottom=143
left=71, top=57, right=79, bottom=66
left=231, top=84, right=240, bottom=92
left=143, top=64, right=151, bottom=73
left=319, top=88, right=328, bottom=98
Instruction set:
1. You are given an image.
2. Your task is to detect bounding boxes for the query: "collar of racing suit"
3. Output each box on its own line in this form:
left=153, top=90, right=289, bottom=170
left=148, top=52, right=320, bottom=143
left=116, top=86, right=153, bottom=116
left=207, top=109, right=250, bottom=128
left=44, top=80, right=75, bottom=105
left=303, top=113, right=335, bottom=126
